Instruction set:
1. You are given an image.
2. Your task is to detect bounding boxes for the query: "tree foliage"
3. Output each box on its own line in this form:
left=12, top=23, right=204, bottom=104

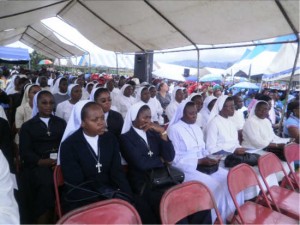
left=30, top=51, right=52, bottom=71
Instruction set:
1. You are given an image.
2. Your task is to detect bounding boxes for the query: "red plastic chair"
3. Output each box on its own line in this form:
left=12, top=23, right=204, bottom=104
left=160, top=181, right=223, bottom=225
left=227, top=163, right=298, bottom=224
left=54, top=165, right=64, bottom=219
left=258, top=152, right=300, bottom=220
left=56, top=199, right=142, bottom=224
left=283, top=143, right=300, bottom=190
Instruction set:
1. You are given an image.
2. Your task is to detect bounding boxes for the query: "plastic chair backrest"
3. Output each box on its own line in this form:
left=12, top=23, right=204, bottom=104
left=54, top=165, right=64, bottom=219
left=227, top=163, right=272, bottom=224
left=57, top=199, right=142, bottom=224
left=284, top=143, right=300, bottom=171
left=160, top=181, right=223, bottom=225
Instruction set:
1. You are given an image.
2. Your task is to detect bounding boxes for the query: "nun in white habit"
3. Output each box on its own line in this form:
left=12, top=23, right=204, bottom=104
left=135, top=86, right=158, bottom=122
left=115, top=84, right=135, bottom=119
left=242, top=100, right=289, bottom=150
left=167, top=100, right=243, bottom=222
left=205, top=95, right=243, bottom=154
left=55, top=84, right=82, bottom=122
left=199, top=95, right=217, bottom=130
left=165, top=86, right=185, bottom=121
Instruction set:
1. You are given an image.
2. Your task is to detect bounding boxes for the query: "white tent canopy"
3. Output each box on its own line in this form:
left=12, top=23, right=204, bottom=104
left=262, top=43, right=300, bottom=81
left=0, top=22, right=85, bottom=59
left=0, top=0, right=299, bottom=53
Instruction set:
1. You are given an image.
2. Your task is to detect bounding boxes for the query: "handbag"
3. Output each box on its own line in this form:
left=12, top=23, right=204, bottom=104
left=224, top=153, right=260, bottom=168
left=264, top=148, right=285, bottom=161
left=197, top=163, right=219, bottom=175
left=147, top=164, right=184, bottom=189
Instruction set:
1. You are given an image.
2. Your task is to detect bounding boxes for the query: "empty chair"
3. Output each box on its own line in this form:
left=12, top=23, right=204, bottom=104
left=283, top=143, right=300, bottom=190
left=53, top=165, right=64, bottom=219
left=227, top=163, right=298, bottom=224
left=160, top=181, right=223, bottom=225
left=258, top=152, right=300, bottom=220
left=56, top=199, right=142, bottom=224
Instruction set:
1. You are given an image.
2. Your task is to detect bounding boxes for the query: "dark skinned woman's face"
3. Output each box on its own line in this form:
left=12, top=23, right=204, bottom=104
left=182, top=105, right=197, bottom=124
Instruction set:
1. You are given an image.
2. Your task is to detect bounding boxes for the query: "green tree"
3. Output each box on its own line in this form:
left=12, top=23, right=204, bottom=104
left=30, top=51, right=53, bottom=71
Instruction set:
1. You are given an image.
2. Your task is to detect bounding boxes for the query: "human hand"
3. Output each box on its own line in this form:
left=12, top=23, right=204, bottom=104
left=198, top=157, right=219, bottom=166
left=234, top=148, right=246, bottom=155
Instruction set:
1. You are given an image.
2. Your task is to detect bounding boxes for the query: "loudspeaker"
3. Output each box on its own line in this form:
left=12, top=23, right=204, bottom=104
left=183, top=68, right=190, bottom=77
left=134, top=52, right=153, bottom=83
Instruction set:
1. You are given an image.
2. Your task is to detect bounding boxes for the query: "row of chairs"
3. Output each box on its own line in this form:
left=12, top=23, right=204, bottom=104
left=54, top=143, right=299, bottom=224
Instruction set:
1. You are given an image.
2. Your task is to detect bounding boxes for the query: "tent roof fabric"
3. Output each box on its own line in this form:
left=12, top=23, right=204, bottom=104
left=0, top=46, right=30, bottom=64
left=0, top=22, right=85, bottom=59
left=0, top=0, right=298, bottom=53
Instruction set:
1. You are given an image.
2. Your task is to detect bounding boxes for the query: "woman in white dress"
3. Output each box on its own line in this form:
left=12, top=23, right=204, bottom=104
left=167, top=100, right=243, bottom=222
left=165, top=86, right=184, bottom=121
left=56, top=84, right=82, bottom=122
left=242, top=100, right=290, bottom=150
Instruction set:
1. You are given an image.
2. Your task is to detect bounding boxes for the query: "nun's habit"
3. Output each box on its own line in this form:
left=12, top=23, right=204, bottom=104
left=165, top=86, right=184, bottom=121
left=242, top=100, right=289, bottom=149
left=19, top=90, right=66, bottom=221
left=56, top=84, right=80, bottom=122
left=119, top=102, right=175, bottom=223
left=115, top=84, right=135, bottom=118
left=205, top=95, right=241, bottom=154
left=59, top=100, right=132, bottom=213
left=199, top=95, right=217, bottom=130
left=51, top=77, right=69, bottom=108
left=167, top=100, right=243, bottom=222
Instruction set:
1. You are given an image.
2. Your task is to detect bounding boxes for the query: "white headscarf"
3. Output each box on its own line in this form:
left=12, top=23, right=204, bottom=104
left=58, top=100, right=92, bottom=164
left=67, top=84, right=79, bottom=97
left=121, top=102, right=146, bottom=134
left=120, top=84, right=131, bottom=96
left=171, top=86, right=184, bottom=102
left=51, top=77, right=66, bottom=95
left=207, top=95, right=230, bottom=125
left=31, top=90, right=52, bottom=117
left=21, top=84, right=39, bottom=106
left=5, top=75, right=18, bottom=95
left=85, top=82, right=94, bottom=93
left=135, top=86, right=148, bottom=102
left=89, top=87, right=100, bottom=101
left=199, top=95, right=217, bottom=118
left=188, top=93, right=202, bottom=101
left=249, top=100, right=269, bottom=118
left=168, top=99, right=190, bottom=129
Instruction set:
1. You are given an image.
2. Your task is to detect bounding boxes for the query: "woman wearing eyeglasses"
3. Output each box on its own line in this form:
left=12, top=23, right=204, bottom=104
left=92, top=88, right=124, bottom=138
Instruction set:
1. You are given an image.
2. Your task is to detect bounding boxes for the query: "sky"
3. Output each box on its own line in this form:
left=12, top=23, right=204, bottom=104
left=6, top=17, right=249, bottom=67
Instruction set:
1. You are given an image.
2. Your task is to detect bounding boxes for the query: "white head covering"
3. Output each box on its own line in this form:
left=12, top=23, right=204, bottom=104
left=31, top=90, right=52, bottom=117
left=51, top=77, right=66, bottom=94
left=121, top=102, right=147, bottom=134
left=168, top=99, right=190, bottom=129
left=21, top=84, right=39, bottom=106
left=120, top=84, right=131, bottom=96
left=35, top=77, right=40, bottom=85
left=135, top=86, right=148, bottom=102
left=171, top=86, right=184, bottom=102
left=249, top=100, right=269, bottom=118
left=67, top=84, right=79, bottom=97
left=200, top=95, right=217, bottom=115
left=85, top=82, right=94, bottom=93
left=89, top=87, right=100, bottom=101
left=207, top=95, right=230, bottom=124
left=5, top=75, right=18, bottom=95
left=58, top=100, right=92, bottom=164
left=188, top=93, right=202, bottom=101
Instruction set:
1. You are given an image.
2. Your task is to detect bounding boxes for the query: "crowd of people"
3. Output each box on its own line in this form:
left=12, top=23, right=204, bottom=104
left=0, top=67, right=299, bottom=224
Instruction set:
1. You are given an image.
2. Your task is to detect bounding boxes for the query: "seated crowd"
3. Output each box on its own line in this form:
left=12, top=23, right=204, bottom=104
left=0, top=69, right=299, bottom=224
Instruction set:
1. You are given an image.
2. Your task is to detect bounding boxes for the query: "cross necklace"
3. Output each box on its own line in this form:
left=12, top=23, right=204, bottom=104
left=85, top=142, right=102, bottom=173
left=139, top=137, right=153, bottom=157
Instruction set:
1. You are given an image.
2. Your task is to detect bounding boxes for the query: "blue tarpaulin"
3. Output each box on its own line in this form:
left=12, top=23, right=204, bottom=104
left=0, top=46, right=30, bottom=64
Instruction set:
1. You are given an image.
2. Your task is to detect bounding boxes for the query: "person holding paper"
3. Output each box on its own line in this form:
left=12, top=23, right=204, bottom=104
left=168, top=100, right=243, bottom=222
